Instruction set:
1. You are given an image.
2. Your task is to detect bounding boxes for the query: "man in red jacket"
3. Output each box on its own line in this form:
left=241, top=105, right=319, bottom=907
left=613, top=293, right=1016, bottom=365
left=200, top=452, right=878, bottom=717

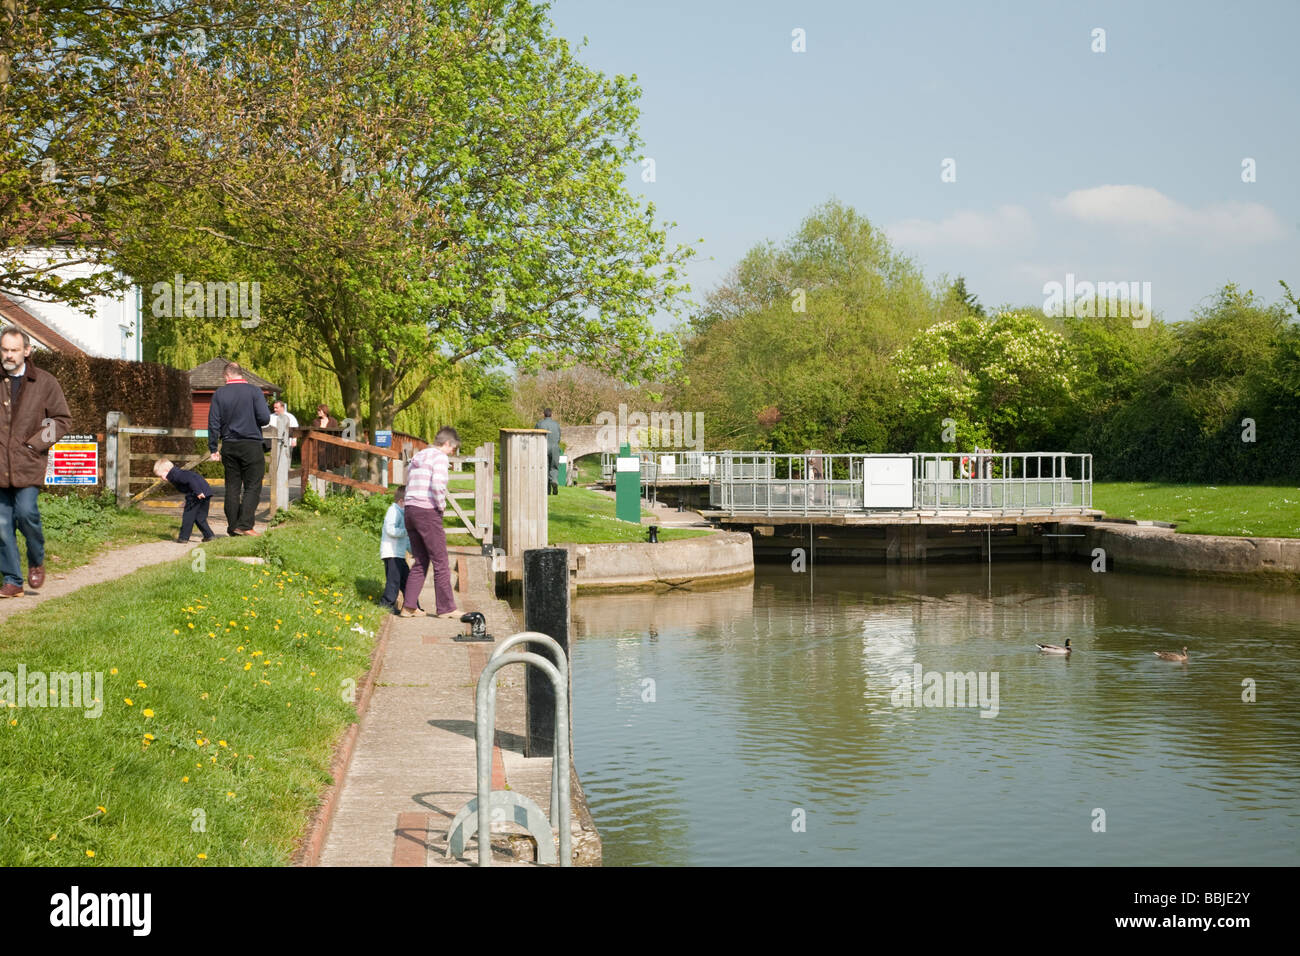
left=0, top=326, right=72, bottom=597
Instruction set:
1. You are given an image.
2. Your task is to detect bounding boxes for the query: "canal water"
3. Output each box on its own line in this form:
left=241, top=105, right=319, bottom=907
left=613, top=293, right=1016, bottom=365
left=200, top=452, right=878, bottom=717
left=569, top=561, right=1300, bottom=866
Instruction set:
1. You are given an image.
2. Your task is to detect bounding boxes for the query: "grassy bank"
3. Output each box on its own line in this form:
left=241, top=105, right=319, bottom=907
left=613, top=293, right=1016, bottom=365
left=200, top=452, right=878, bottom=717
left=33, top=492, right=181, bottom=574
left=0, top=514, right=381, bottom=866
left=314, top=481, right=711, bottom=546
left=1093, top=483, right=1300, bottom=538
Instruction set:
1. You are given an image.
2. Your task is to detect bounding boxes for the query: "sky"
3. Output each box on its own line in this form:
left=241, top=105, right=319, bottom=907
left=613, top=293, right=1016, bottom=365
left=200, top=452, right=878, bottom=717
left=546, top=0, right=1300, bottom=326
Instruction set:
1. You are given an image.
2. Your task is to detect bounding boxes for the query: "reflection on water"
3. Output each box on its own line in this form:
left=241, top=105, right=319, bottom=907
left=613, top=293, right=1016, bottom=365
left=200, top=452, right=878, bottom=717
left=571, top=562, right=1300, bottom=866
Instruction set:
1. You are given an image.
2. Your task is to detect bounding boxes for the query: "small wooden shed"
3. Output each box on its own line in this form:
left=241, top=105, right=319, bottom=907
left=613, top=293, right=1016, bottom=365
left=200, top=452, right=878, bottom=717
left=188, top=357, right=281, bottom=430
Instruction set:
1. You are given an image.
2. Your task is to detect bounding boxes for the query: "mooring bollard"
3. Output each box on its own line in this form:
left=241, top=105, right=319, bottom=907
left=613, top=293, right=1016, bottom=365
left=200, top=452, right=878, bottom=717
left=523, top=547, right=570, bottom=758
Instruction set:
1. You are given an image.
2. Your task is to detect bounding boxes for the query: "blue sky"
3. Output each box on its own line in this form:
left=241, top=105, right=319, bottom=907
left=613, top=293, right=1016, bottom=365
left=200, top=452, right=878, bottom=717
left=547, top=0, right=1300, bottom=325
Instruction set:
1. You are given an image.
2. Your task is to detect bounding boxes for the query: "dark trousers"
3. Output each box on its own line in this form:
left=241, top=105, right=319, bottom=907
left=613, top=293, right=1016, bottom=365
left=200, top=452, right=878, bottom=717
left=221, top=440, right=265, bottom=532
left=381, top=556, right=409, bottom=610
left=403, top=505, right=456, bottom=614
left=179, top=494, right=214, bottom=542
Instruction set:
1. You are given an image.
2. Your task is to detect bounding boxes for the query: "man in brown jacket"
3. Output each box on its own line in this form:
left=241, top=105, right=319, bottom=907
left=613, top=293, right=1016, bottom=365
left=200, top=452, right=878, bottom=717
left=0, top=326, right=71, bottom=597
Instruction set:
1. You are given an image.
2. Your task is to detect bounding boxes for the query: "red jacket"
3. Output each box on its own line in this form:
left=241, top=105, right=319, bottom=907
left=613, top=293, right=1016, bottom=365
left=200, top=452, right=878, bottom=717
left=0, top=360, right=72, bottom=488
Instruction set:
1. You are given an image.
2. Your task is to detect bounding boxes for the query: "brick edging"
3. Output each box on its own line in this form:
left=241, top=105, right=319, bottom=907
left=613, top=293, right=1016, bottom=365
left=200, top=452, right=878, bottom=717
left=291, top=610, right=393, bottom=866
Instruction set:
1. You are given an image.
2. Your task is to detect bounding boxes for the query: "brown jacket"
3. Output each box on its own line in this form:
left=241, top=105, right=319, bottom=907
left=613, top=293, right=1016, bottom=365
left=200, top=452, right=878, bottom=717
left=0, top=360, right=72, bottom=488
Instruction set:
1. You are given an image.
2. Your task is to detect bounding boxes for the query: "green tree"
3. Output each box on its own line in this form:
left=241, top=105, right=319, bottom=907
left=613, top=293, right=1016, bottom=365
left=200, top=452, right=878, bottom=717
left=892, top=312, right=1077, bottom=451
left=678, top=199, right=935, bottom=451
left=99, top=0, right=691, bottom=443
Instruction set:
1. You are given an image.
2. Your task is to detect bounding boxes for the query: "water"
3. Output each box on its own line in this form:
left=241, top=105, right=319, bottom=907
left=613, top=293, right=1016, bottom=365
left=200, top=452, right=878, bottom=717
left=569, top=562, right=1300, bottom=866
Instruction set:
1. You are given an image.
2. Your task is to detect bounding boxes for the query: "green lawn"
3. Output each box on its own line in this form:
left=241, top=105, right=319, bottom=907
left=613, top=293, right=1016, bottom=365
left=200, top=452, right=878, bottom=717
left=34, top=492, right=184, bottom=576
left=444, top=481, right=711, bottom=546
left=0, top=514, right=382, bottom=866
left=1093, top=483, right=1300, bottom=538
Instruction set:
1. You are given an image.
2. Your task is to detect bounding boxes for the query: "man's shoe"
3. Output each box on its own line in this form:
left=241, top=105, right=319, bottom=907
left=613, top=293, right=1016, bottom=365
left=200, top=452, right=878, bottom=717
left=228, top=529, right=244, bottom=536
left=28, top=565, right=44, bottom=589
left=242, top=528, right=262, bottom=537
left=0, top=582, right=24, bottom=598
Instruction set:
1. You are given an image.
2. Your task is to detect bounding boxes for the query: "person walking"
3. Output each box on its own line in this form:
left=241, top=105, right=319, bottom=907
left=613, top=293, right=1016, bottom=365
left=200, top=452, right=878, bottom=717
left=535, top=407, right=562, bottom=494
left=208, top=361, right=270, bottom=536
left=0, top=326, right=71, bottom=597
left=400, top=426, right=461, bottom=619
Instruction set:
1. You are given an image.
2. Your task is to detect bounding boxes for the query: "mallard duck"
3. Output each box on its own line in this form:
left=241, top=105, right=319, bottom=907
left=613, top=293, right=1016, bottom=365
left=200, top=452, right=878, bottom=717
left=1035, top=638, right=1072, bottom=654
left=1154, top=646, right=1189, bottom=662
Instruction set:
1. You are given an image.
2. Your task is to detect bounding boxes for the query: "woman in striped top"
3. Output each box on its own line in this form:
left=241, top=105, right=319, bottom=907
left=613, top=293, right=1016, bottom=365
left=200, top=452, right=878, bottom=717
left=400, top=426, right=462, bottom=618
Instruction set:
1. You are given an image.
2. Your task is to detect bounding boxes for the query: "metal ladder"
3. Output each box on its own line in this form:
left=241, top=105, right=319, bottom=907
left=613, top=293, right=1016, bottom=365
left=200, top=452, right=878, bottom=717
left=445, top=632, right=572, bottom=866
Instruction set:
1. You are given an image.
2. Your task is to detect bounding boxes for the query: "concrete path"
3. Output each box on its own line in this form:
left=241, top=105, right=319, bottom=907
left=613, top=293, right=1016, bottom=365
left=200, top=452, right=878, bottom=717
left=314, top=547, right=600, bottom=866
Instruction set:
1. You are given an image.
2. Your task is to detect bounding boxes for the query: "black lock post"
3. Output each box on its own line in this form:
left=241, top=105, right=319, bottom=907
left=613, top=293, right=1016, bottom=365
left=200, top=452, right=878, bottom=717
left=523, top=547, right=569, bottom=757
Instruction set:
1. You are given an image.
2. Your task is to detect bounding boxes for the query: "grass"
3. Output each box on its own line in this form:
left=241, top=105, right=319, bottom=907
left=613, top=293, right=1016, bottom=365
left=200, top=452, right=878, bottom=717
left=31, top=492, right=182, bottom=576
left=442, top=482, right=711, bottom=546
left=1093, top=482, right=1300, bottom=538
left=0, top=512, right=384, bottom=866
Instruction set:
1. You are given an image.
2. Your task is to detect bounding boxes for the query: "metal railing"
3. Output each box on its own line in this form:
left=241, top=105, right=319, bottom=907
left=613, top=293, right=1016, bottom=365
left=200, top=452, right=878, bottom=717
left=445, top=632, right=571, bottom=866
left=600, top=450, right=723, bottom=482
left=705, top=451, right=1093, bottom=516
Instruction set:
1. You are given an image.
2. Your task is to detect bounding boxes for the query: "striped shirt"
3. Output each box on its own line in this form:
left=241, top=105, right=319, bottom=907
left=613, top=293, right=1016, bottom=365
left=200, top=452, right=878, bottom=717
left=404, top=446, right=449, bottom=510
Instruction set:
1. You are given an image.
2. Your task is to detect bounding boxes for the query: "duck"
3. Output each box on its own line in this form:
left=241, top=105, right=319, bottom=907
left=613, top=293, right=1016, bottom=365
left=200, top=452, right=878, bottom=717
left=1154, top=646, right=1189, bottom=662
left=1035, top=638, right=1072, bottom=655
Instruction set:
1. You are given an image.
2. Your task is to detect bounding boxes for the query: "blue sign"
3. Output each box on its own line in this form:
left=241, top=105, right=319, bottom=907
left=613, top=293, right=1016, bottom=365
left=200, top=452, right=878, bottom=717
left=375, top=430, right=393, bottom=448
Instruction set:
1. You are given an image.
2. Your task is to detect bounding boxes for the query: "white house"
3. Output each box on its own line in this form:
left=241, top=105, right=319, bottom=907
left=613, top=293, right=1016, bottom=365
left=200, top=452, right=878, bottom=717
left=0, top=248, right=142, bottom=360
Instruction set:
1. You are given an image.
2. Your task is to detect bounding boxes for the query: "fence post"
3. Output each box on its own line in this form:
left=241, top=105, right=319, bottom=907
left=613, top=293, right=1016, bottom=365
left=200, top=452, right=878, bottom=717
left=105, top=411, right=121, bottom=502
left=108, top=411, right=131, bottom=508
left=475, top=441, right=495, bottom=549
left=499, top=428, right=548, bottom=559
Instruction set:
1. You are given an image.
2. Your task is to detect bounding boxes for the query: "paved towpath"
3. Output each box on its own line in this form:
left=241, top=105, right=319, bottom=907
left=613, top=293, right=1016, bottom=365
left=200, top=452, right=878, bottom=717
left=313, top=547, right=600, bottom=866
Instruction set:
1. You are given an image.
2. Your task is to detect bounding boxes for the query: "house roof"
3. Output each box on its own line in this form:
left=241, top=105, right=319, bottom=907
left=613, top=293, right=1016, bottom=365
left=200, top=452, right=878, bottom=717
left=189, top=357, right=281, bottom=392
left=0, top=293, right=89, bottom=355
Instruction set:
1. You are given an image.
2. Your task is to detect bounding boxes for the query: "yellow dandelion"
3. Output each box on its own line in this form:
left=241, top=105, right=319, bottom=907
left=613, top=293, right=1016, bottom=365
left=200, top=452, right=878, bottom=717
left=226, top=791, right=235, bottom=798
left=124, top=698, right=133, bottom=706
left=9, top=718, right=16, bottom=725
left=85, top=850, right=94, bottom=858
left=200, top=692, right=209, bottom=700
left=218, top=740, right=227, bottom=747
left=143, top=733, right=155, bottom=741
left=197, top=853, right=207, bottom=859
left=172, top=629, right=179, bottom=635
left=136, top=680, right=147, bottom=688
left=143, top=708, right=154, bottom=718
left=182, top=776, right=189, bottom=783
left=110, top=668, right=118, bottom=675
left=243, top=662, right=252, bottom=671
left=49, top=833, right=57, bottom=841
left=97, top=806, right=106, bottom=814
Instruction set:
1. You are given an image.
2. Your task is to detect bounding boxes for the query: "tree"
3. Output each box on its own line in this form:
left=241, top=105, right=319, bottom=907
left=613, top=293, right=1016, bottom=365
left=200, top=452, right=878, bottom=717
left=944, top=275, right=985, bottom=317
left=892, top=312, right=1077, bottom=451
left=678, top=199, right=936, bottom=451
left=97, top=0, right=692, bottom=444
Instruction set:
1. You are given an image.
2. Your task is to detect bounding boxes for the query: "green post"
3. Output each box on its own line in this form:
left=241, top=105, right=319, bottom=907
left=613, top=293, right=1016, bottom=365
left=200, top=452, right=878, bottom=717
left=615, top=442, right=641, bottom=523
left=558, top=454, right=568, bottom=487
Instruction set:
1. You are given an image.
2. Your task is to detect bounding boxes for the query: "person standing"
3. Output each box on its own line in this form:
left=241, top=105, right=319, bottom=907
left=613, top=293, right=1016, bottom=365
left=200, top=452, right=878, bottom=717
left=208, top=361, right=270, bottom=536
left=401, top=426, right=460, bottom=619
left=535, top=407, right=562, bottom=495
left=379, top=487, right=409, bottom=614
left=0, top=326, right=71, bottom=598
left=271, top=400, right=299, bottom=449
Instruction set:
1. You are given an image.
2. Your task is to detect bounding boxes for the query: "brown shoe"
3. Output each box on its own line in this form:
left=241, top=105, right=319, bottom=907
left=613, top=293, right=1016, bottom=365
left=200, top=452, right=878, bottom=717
left=0, top=582, right=24, bottom=598
left=28, top=565, right=44, bottom=589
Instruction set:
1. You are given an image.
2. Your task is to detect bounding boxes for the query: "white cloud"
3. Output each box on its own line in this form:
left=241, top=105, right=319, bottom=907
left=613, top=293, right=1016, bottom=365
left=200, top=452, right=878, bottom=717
left=1053, top=185, right=1288, bottom=243
left=886, top=205, right=1034, bottom=248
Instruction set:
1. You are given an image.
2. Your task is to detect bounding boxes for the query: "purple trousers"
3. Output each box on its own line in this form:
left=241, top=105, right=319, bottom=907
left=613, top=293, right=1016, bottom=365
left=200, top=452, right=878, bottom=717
left=402, top=504, right=456, bottom=615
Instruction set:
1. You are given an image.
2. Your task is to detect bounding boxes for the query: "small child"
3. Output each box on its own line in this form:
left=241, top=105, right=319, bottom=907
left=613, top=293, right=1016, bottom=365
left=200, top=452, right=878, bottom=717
left=379, top=487, right=410, bottom=614
left=154, top=458, right=215, bottom=543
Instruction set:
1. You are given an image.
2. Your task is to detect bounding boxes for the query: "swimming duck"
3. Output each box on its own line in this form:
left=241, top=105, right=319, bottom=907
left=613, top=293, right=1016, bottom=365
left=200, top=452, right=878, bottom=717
left=1154, top=646, right=1189, bottom=662
left=1035, top=638, right=1072, bottom=654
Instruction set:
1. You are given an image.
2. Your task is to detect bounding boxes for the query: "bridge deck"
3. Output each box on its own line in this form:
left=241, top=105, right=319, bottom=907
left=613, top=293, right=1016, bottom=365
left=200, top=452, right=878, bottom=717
left=702, top=510, right=1105, bottom=526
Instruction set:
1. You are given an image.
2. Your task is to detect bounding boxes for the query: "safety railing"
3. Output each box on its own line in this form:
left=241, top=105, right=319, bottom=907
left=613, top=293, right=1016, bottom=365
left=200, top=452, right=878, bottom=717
left=445, top=632, right=571, bottom=866
left=706, top=451, right=1093, bottom=516
left=600, top=450, right=721, bottom=482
